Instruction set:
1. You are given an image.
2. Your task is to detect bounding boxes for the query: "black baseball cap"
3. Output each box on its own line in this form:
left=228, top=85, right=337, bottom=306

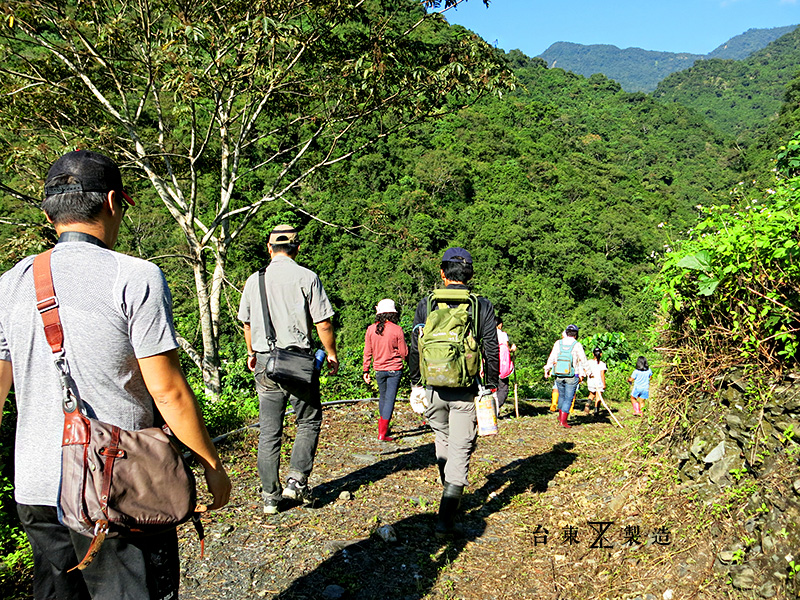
left=565, top=324, right=579, bottom=333
left=45, top=150, right=134, bottom=206
left=441, top=247, right=473, bottom=264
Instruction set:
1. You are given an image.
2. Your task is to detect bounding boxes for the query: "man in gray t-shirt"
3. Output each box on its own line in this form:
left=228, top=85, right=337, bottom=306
left=0, top=150, right=230, bottom=600
left=238, top=224, right=338, bottom=514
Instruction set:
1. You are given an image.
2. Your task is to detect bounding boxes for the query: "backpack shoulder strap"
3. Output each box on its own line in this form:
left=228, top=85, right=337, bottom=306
left=470, top=294, right=480, bottom=342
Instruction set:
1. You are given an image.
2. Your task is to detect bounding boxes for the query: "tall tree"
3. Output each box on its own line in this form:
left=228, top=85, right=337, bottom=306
left=0, top=0, right=511, bottom=398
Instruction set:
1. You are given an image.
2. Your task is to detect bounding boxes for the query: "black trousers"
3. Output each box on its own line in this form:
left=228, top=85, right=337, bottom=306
left=17, top=504, right=180, bottom=600
left=497, top=377, right=510, bottom=408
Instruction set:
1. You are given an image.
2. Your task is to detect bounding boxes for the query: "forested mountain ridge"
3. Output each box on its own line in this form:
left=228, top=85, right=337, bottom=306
left=0, top=48, right=742, bottom=366
left=653, top=25, right=800, bottom=144
left=538, top=25, right=797, bottom=93
left=539, top=42, right=701, bottom=93
left=706, top=25, right=798, bottom=59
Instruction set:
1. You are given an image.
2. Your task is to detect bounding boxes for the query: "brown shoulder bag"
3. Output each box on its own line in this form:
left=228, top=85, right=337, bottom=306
left=33, top=249, right=201, bottom=570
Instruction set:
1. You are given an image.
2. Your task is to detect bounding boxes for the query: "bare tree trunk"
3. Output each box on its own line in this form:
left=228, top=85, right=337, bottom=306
left=190, top=243, right=222, bottom=401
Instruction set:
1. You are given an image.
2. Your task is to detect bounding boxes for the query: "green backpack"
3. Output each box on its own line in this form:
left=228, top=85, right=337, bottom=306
left=418, top=288, right=481, bottom=388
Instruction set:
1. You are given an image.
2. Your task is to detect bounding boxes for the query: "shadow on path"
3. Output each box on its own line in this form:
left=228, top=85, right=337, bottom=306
left=273, top=441, right=577, bottom=600
left=309, top=439, right=437, bottom=509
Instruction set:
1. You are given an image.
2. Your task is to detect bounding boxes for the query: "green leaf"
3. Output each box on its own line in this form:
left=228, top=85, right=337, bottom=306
left=677, top=250, right=713, bottom=272
left=697, top=274, right=720, bottom=296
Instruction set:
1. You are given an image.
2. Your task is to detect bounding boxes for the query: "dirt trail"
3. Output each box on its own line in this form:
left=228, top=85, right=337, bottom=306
left=179, top=399, right=729, bottom=600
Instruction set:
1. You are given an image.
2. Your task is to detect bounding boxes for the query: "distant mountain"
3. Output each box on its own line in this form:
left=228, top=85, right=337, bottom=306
left=653, top=26, right=800, bottom=144
left=538, top=25, right=797, bottom=93
left=706, top=25, right=797, bottom=60
left=539, top=42, right=701, bottom=93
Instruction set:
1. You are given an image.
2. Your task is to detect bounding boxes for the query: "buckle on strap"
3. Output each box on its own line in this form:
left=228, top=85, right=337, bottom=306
left=36, top=295, right=59, bottom=313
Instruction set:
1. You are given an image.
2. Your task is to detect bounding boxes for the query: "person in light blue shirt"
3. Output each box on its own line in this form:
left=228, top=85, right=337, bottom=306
left=628, top=356, right=653, bottom=416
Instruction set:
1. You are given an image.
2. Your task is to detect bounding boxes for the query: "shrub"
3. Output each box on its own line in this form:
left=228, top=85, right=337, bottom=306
left=658, top=139, right=800, bottom=372
left=0, top=398, right=33, bottom=597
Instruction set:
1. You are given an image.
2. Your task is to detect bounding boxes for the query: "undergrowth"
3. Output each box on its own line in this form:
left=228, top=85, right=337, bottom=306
left=652, top=133, right=800, bottom=438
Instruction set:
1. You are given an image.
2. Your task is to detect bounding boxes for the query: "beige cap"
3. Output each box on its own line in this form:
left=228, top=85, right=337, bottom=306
left=376, top=298, right=397, bottom=315
left=269, top=224, right=299, bottom=245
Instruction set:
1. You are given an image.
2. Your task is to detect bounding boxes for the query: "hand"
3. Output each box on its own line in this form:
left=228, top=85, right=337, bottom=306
left=409, top=386, right=428, bottom=414
left=247, top=355, right=257, bottom=372
left=203, top=464, right=232, bottom=510
left=326, top=354, right=340, bottom=376
left=544, top=370, right=551, bottom=379
left=362, top=372, right=371, bottom=384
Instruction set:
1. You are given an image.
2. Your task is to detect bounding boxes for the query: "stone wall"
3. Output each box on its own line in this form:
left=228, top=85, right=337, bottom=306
left=669, top=370, right=800, bottom=598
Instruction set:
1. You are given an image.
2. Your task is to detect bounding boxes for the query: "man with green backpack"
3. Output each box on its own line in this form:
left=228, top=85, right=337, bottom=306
left=408, top=247, right=500, bottom=538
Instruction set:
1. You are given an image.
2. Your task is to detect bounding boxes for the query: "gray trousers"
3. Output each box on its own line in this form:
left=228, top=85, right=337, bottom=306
left=424, top=388, right=477, bottom=488
left=254, top=353, right=322, bottom=501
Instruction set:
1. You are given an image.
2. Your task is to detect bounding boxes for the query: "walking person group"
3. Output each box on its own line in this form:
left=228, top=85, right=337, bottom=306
left=545, top=330, right=652, bottom=426
left=0, top=149, right=655, bottom=600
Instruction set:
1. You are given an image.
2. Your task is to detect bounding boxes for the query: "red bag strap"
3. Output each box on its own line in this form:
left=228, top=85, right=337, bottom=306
left=33, top=250, right=81, bottom=416
left=33, top=250, right=64, bottom=354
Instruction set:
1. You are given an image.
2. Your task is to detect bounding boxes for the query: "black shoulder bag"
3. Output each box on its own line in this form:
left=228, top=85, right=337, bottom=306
left=258, top=269, right=316, bottom=385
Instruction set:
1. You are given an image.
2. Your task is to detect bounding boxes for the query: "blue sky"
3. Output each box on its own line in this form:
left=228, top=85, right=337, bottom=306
left=442, top=0, right=800, bottom=56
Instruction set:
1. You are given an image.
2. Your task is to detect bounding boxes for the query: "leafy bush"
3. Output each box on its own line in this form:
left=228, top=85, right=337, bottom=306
left=0, top=398, right=33, bottom=595
left=658, top=136, right=800, bottom=371
left=582, top=332, right=631, bottom=367
left=321, top=346, right=380, bottom=402
left=190, top=345, right=259, bottom=437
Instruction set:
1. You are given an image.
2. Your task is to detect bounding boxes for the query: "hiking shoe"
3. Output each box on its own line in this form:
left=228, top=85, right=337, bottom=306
left=263, top=498, right=279, bottom=515
left=282, top=478, right=310, bottom=502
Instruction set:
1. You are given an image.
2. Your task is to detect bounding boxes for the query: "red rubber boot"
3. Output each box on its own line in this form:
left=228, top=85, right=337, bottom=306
left=378, top=418, right=394, bottom=441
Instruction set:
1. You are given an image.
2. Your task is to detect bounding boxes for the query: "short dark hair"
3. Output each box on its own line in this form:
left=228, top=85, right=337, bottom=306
left=41, top=187, right=109, bottom=225
left=566, top=329, right=578, bottom=339
left=270, top=242, right=299, bottom=256
left=636, top=356, right=649, bottom=371
left=441, top=261, right=473, bottom=283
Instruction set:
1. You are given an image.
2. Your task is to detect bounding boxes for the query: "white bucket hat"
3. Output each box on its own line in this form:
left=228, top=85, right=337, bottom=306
left=376, top=298, right=397, bottom=315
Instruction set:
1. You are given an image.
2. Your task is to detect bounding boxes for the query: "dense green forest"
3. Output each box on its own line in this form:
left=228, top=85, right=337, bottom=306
left=654, top=25, right=800, bottom=144
left=538, top=25, right=796, bottom=93
left=290, top=53, right=738, bottom=358
left=123, top=50, right=746, bottom=392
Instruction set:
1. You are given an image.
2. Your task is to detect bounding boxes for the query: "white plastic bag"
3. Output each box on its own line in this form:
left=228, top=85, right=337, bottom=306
left=409, top=386, right=428, bottom=414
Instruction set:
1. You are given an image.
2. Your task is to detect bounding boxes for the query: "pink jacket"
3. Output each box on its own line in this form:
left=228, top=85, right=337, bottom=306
left=363, top=321, right=408, bottom=372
